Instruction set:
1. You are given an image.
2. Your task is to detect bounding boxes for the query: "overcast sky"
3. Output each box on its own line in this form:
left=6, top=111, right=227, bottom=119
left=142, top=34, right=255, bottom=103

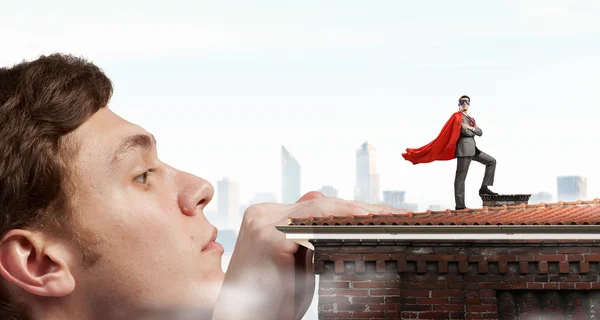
left=2, top=0, right=599, bottom=211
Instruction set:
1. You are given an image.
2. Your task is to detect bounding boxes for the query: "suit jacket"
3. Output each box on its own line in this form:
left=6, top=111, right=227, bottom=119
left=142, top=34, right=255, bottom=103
left=454, top=114, right=483, bottom=158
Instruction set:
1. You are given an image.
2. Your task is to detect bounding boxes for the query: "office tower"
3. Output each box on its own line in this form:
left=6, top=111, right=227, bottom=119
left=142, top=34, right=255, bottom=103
left=281, top=146, right=301, bottom=204
left=217, top=177, right=241, bottom=229
left=318, top=185, right=339, bottom=198
left=557, top=176, right=587, bottom=202
left=382, top=190, right=406, bottom=208
left=354, top=142, right=380, bottom=204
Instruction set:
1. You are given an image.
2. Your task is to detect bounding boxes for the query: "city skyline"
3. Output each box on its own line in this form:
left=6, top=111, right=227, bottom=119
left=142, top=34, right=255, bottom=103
left=209, top=140, right=590, bottom=222
left=211, top=173, right=589, bottom=226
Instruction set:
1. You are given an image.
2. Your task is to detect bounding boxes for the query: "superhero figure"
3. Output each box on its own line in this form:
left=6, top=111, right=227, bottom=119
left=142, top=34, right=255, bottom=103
left=402, top=95, right=497, bottom=210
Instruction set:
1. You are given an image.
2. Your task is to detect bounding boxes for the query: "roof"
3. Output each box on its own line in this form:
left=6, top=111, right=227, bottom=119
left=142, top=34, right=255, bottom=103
left=288, top=199, right=600, bottom=226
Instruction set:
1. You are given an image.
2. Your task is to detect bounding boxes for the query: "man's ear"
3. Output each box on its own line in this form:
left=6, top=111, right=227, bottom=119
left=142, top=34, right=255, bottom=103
left=0, top=229, right=75, bottom=297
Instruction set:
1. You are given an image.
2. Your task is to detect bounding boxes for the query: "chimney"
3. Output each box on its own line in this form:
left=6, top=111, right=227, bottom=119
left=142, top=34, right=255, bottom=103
left=481, top=194, right=531, bottom=207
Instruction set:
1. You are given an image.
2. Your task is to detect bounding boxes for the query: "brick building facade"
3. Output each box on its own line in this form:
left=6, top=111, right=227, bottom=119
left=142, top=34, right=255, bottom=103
left=280, top=199, right=600, bottom=319
left=313, top=240, right=600, bottom=319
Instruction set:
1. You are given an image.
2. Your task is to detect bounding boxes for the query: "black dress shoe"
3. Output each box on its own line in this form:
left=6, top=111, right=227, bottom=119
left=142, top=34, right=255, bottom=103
left=479, top=186, right=498, bottom=196
left=455, top=206, right=466, bottom=210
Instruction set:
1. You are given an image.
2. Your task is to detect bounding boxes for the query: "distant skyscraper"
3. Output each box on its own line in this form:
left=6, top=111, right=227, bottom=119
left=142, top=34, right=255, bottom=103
left=382, top=190, right=418, bottom=212
left=354, top=142, right=380, bottom=204
left=281, top=146, right=301, bottom=204
left=557, top=176, right=587, bottom=202
left=529, top=192, right=553, bottom=204
left=217, top=177, right=241, bottom=229
left=382, top=191, right=406, bottom=208
left=318, top=185, right=339, bottom=198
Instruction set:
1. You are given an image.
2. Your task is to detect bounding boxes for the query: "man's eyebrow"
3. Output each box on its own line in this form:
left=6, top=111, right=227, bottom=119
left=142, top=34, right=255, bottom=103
left=110, top=133, right=157, bottom=168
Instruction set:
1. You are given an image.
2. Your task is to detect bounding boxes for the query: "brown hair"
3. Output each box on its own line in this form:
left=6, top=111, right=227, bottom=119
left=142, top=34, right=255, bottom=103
left=0, top=53, right=113, bottom=319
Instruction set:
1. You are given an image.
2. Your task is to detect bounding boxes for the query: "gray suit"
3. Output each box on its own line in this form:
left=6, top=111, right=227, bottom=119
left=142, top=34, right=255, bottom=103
left=454, top=114, right=496, bottom=208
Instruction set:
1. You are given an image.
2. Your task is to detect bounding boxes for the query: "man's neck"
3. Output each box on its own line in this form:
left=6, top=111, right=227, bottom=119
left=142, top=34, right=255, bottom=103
left=35, top=307, right=86, bottom=320
left=33, top=294, right=90, bottom=320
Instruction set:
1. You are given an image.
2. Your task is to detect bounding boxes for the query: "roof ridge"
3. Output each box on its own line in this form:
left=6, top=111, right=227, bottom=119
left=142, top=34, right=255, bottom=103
left=286, top=198, right=600, bottom=226
left=411, top=198, right=600, bottom=215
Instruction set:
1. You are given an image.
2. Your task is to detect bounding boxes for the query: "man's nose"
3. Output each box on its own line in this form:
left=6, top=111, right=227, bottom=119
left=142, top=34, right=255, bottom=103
left=177, top=172, right=214, bottom=217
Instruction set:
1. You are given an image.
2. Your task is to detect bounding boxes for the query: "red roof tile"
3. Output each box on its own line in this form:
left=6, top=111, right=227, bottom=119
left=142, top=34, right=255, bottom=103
left=288, top=199, right=600, bottom=226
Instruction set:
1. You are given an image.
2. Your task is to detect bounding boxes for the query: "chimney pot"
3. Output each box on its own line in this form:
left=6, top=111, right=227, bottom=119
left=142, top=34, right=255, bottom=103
left=481, top=194, right=531, bottom=207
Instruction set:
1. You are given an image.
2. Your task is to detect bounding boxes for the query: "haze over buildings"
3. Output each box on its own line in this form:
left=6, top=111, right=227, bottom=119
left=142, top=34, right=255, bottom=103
left=318, top=185, right=339, bottom=198
left=281, top=146, right=301, bottom=204
left=212, top=141, right=593, bottom=230
left=529, top=191, right=554, bottom=204
left=557, top=176, right=587, bottom=202
left=249, top=192, right=278, bottom=204
left=216, top=177, right=241, bottom=229
left=354, top=142, right=380, bottom=204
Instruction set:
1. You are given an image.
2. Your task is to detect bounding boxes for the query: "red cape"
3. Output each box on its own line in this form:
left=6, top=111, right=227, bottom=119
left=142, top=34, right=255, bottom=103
left=402, top=111, right=463, bottom=165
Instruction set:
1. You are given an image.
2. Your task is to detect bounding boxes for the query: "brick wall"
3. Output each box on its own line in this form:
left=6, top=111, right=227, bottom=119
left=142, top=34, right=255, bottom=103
left=313, top=240, right=600, bottom=319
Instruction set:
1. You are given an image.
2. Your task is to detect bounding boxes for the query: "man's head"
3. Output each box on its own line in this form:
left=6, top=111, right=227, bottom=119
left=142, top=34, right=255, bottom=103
left=458, top=95, right=470, bottom=112
left=0, top=54, right=223, bottom=319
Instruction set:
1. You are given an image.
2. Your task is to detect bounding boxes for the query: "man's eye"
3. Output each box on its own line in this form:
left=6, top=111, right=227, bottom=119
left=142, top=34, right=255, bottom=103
left=134, top=170, right=154, bottom=184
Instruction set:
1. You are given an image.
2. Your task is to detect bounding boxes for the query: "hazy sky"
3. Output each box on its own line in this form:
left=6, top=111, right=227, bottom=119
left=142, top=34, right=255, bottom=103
left=2, top=0, right=600, bottom=211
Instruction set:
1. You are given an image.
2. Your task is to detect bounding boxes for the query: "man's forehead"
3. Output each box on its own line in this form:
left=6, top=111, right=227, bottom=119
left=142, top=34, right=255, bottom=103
left=75, top=108, right=145, bottom=140
left=78, top=108, right=133, bottom=132
left=71, top=108, right=150, bottom=162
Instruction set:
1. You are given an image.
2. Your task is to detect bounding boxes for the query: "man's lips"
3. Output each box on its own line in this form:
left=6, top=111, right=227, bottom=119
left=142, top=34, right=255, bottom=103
left=202, top=241, right=224, bottom=253
left=201, top=228, right=224, bottom=253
